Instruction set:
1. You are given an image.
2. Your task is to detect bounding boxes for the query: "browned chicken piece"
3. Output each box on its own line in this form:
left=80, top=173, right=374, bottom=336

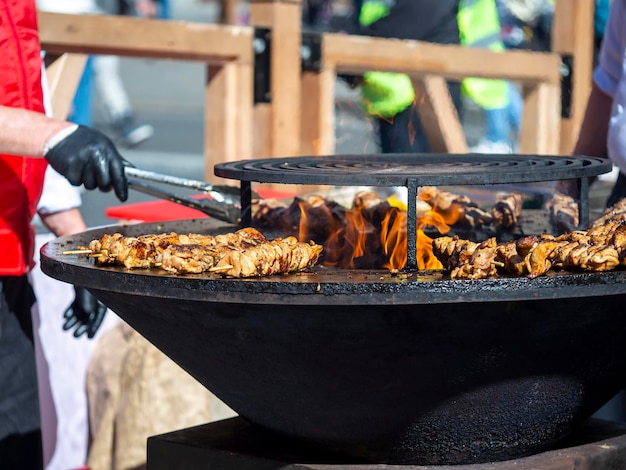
left=556, top=230, right=590, bottom=244
left=494, top=241, right=526, bottom=276
left=160, top=244, right=222, bottom=274
left=491, top=192, right=523, bottom=230
left=464, top=237, right=498, bottom=280
left=418, top=186, right=492, bottom=229
left=213, top=227, right=267, bottom=249
left=514, top=234, right=540, bottom=260
left=418, top=186, right=471, bottom=212
left=607, top=223, right=626, bottom=265
left=561, top=243, right=620, bottom=272
left=252, top=198, right=290, bottom=225
left=213, top=237, right=323, bottom=278
left=88, top=233, right=123, bottom=262
left=590, top=197, right=626, bottom=228
left=432, top=235, right=493, bottom=279
left=546, top=192, right=579, bottom=234
left=524, top=238, right=561, bottom=279
left=587, top=219, right=624, bottom=244
left=89, top=233, right=158, bottom=268
left=432, top=236, right=478, bottom=271
left=462, top=206, right=494, bottom=230
left=353, top=191, right=387, bottom=210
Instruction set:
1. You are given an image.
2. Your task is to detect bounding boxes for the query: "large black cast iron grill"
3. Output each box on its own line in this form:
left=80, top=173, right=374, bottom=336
left=215, top=153, right=612, bottom=269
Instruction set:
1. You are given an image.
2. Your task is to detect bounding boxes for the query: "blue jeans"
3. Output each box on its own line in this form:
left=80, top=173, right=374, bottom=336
left=377, top=81, right=462, bottom=153
left=69, top=57, right=93, bottom=126
left=484, top=83, right=523, bottom=145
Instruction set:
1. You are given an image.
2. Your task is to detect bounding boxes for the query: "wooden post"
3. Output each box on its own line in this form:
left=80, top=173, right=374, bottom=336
left=249, top=0, right=303, bottom=159
left=519, top=82, right=561, bottom=155
left=412, top=76, right=468, bottom=154
left=205, top=61, right=254, bottom=184
left=220, top=0, right=243, bottom=25
left=551, top=0, right=595, bottom=154
left=300, top=69, right=336, bottom=156
left=45, top=53, right=88, bottom=120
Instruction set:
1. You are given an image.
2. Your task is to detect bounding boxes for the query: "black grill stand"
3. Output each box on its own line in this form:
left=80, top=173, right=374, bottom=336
left=147, top=417, right=626, bottom=470
left=220, top=154, right=612, bottom=270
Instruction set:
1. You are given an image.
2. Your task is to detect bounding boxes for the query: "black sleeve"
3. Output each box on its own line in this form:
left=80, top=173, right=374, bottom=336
left=354, top=0, right=460, bottom=45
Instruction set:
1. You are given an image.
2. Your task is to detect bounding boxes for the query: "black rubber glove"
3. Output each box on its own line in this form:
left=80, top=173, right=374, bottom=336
left=63, top=287, right=108, bottom=339
left=45, top=125, right=131, bottom=201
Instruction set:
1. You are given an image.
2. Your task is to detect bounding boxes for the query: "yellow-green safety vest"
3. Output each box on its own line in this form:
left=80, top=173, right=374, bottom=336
left=358, top=0, right=416, bottom=118
left=458, top=0, right=509, bottom=109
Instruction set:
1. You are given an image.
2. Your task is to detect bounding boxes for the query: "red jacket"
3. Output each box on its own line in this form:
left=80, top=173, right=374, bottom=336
left=0, top=0, right=47, bottom=275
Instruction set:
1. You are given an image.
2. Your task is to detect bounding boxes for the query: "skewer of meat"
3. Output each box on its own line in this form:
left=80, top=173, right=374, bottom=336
left=84, top=227, right=323, bottom=278
left=491, top=192, right=523, bottom=230
left=432, top=236, right=498, bottom=279
left=590, top=197, right=626, bottom=228
left=212, top=237, right=323, bottom=278
left=418, top=186, right=493, bottom=229
left=433, top=220, right=625, bottom=280
left=545, top=192, right=579, bottom=234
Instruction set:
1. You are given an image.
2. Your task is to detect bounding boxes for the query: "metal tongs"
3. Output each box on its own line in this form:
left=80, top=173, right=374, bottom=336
left=125, top=167, right=245, bottom=224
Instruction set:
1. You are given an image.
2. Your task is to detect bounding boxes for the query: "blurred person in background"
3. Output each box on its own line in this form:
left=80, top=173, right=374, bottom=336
left=32, top=168, right=118, bottom=469
left=555, top=0, right=625, bottom=208
left=466, top=0, right=560, bottom=154
left=339, top=0, right=461, bottom=154
left=555, top=0, right=626, bottom=423
left=461, top=0, right=523, bottom=154
left=497, top=0, right=554, bottom=51
left=0, top=2, right=130, bottom=468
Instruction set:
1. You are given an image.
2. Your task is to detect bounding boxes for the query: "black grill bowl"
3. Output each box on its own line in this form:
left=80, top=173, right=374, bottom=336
left=40, top=219, right=626, bottom=465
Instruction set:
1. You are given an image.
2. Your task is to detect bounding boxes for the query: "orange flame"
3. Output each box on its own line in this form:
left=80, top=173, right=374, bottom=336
left=292, top=193, right=459, bottom=271
left=380, top=208, right=407, bottom=270
left=323, top=210, right=374, bottom=269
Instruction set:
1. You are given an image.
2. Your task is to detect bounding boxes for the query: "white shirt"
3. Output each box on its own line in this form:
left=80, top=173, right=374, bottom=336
left=36, top=0, right=99, bottom=14
left=594, top=0, right=626, bottom=173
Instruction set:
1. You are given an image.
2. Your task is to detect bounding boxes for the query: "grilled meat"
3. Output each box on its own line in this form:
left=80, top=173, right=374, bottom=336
left=433, top=216, right=626, bottom=279
left=491, top=192, right=523, bottom=230
left=590, top=197, right=626, bottom=228
left=546, top=192, right=579, bottom=234
left=418, top=186, right=493, bottom=229
left=87, top=227, right=323, bottom=278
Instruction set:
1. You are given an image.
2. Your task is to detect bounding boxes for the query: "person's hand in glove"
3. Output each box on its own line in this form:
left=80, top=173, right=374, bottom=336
left=63, top=286, right=108, bottom=339
left=43, top=124, right=131, bottom=202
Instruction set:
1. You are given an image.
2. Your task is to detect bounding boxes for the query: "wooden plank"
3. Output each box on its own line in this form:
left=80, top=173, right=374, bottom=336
left=268, top=0, right=302, bottom=158
left=519, top=83, right=561, bottom=155
left=412, top=76, right=468, bottom=154
left=249, top=0, right=303, bottom=159
left=551, top=0, right=595, bottom=154
left=234, top=61, right=254, bottom=161
left=205, top=61, right=254, bottom=185
left=220, top=0, right=244, bottom=24
left=45, top=53, right=88, bottom=119
left=38, top=12, right=253, bottom=63
left=300, top=69, right=336, bottom=156
left=322, top=33, right=562, bottom=85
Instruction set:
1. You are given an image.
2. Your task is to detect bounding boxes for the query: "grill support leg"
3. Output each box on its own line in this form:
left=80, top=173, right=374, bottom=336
left=406, top=180, right=418, bottom=270
left=240, top=181, right=253, bottom=227
left=579, top=176, right=590, bottom=229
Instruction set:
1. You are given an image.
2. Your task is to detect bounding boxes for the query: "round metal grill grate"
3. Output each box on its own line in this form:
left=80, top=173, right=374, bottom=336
left=214, top=154, right=612, bottom=186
